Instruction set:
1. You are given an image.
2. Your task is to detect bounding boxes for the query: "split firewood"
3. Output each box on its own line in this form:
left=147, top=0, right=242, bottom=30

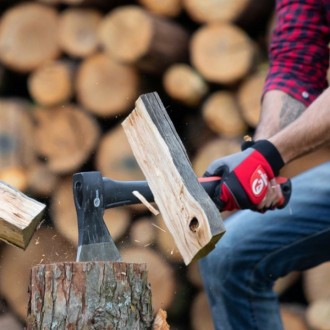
left=0, top=99, right=35, bottom=191
left=33, top=104, right=101, bottom=174
left=76, top=52, right=140, bottom=117
left=237, top=67, right=268, bottom=127
left=138, top=0, right=182, bottom=17
left=96, top=124, right=145, bottom=181
left=0, top=3, right=60, bottom=72
left=0, top=227, right=76, bottom=319
left=187, top=261, right=203, bottom=289
left=122, top=92, right=225, bottom=265
left=27, top=262, right=153, bottom=329
left=51, top=177, right=131, bottom=246
left=0, top=313, right=23, bottom=330
left=28, top=60, right=74, bottom=107
left=98, top=6, right=189, bottom=74
left=58, top=8, right=102, bottom=58
left=121, top=246, right=176, bottom=312
left=190, top=291, right=214, bottom=330
left=191, top=23, right=256, bottom=85
left=0, top=181, right=45, bottom=249
left=163, top=64, right=209, bottom=107
left=202, top=91, right=247, bottom=137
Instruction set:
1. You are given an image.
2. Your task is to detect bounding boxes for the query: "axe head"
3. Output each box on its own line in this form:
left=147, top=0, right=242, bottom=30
left=73, top=172, right=121, bottom=262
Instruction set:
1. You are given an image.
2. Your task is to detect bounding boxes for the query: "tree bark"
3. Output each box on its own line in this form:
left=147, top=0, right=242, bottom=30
left=27, top=262, right=153, bottom=329
left=98, top=6, right=189, bottom=74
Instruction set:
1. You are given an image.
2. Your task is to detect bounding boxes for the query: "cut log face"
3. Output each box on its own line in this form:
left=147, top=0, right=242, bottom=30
left=0, top=3, right=60, bottom=72
left=28, top=61, right=74, bottom=107
left=96, top=124, right=145, bottom=181
left=59, top=8, right=102, bottom=58
left=163, top=63, right=209, bottom=107
left=202, top=91, right=247, bottom=137
left=183, top=0, right=249, bottom=23
left=76, top=53, right=140, bottom=117
left=122, top=92, right=225, bottom=265
left=138, top=0, right=182, bottom=17
left=33, top=104, right=100, bottom=174
left=191, top=23, right=256, bottom=84
left=27, top=262, right=153, bottom=329
left=0, top=181, right=46, bottom=249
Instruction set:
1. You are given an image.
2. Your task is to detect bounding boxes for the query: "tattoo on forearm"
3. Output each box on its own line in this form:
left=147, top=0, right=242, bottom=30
left=280, top=94, right=306, bottom=129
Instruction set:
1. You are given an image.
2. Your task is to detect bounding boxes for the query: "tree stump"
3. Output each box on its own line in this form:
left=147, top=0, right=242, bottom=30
left=27, top=262, right=153, bottom=329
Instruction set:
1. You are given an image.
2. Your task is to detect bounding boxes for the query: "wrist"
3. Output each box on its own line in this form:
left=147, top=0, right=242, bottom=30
left=250, top=140, right=284, bottom=175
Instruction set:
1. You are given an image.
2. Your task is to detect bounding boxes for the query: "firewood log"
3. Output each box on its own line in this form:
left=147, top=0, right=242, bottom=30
left=51, top=177, right=131, bottom=246
left=303, top=262, right=330, bottom=303
left=98, top=5, right=189, bottom=74
left=152, top=309, right=170, bottom=330
left=27, top=262, right=153, bottom=329
left=163, top=63, right=209, bottom=107
left=183, top=0, right=249, bottom=23
left=0, top=227, right=76, bottom=320
left=280, top=304, right=308, bottom=330
left=190, top=291, right=214, bottom=330
left=120, top=246, right=176, bottom=312
left=192, top=137, right=241, bottom=177
left=76, top=52, right=140, bottom=117
left=95, top=124, right=145, bottom=181
left=0, top=99, right=35, bottom=191
left=0, top=3, right=60, bottom=72
left=27, top=60, right=74, bottom=107
left=26, top=161, right=59, bottom=197
left=138, top=0, right=182, bottom=17
left=130, top=216, right=157, bottom=247
left=306, top=298, right=330, bottom=330
left=33, top=104, right=101, bottom=174
left=191, top=23, right=256, bottom=85
left=202, top=91, right=247, bottom=137
left=58, top=8, right=102, bottom=58
left=187, top=261, right=203, bottom=289
left=237, top=67, right=267, bottom=127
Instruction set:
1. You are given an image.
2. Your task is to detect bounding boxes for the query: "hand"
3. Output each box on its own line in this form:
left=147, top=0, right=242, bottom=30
left=256, top=178, right=284, bottom=212
left=204, top=140, right=285, bottom=211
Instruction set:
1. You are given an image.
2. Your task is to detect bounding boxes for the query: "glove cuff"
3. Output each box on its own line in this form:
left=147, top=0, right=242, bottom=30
left=251, top=140, right=284, bottom=176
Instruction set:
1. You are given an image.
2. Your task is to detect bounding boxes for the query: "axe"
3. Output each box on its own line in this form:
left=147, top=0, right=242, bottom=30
left=73, top=171, right=291, bottom=263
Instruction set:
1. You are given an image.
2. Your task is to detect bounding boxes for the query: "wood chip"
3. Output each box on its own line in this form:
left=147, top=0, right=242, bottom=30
left=132, top=190, right=160, bottom=215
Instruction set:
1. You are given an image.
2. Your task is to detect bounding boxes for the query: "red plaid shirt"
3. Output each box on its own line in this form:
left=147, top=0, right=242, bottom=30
left=264, top=0, right=330, bottom=106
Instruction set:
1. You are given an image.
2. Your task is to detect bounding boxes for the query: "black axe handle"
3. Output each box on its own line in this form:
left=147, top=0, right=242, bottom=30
left=103, top=176, right=291, bottom=210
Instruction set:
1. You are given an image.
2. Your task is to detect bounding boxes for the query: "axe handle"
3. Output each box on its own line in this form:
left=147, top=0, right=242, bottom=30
left=103, top=176, right=221, bottom=209
left=103, top=176, right=291, bottom=210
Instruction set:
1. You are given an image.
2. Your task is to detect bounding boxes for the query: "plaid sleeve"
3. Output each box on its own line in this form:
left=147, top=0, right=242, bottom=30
left=264, top=0, right=330, bottom=106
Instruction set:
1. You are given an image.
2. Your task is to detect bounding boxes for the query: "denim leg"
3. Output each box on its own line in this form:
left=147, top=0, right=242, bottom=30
left=199, top=161, right=330, bottom=330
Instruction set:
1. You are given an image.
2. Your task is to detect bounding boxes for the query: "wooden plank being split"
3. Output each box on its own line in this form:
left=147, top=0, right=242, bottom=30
left=0, top=181, right=46, bottom=249
left=122, top=92, right=225, bottom=265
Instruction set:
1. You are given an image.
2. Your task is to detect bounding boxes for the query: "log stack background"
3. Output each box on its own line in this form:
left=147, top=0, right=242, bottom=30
left=0, top=0, right=329, bottom=329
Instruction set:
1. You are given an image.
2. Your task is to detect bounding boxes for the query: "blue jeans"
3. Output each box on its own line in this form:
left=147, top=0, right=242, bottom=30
left=199, top=161, right=330, bottom=330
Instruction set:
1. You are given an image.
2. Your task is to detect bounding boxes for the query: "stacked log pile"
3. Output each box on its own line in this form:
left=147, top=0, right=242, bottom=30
left=0, top=1, right=329, bottom=329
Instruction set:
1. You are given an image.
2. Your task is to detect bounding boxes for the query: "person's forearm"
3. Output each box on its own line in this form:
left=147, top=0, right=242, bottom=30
left=269, top=86, right=330, bottom=164
left=254, top=90, right=306, bottom=139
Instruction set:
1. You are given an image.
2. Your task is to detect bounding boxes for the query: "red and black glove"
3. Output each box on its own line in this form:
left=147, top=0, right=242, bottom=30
left=204, top=140, right=287, bottom=212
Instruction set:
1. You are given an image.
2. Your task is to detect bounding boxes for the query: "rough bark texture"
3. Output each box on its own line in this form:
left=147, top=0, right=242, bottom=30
left=27, top=262, right=153, bottom=330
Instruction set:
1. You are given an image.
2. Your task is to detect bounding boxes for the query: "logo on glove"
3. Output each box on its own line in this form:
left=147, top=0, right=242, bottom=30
left=251, top=166, right=269, bottom=196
